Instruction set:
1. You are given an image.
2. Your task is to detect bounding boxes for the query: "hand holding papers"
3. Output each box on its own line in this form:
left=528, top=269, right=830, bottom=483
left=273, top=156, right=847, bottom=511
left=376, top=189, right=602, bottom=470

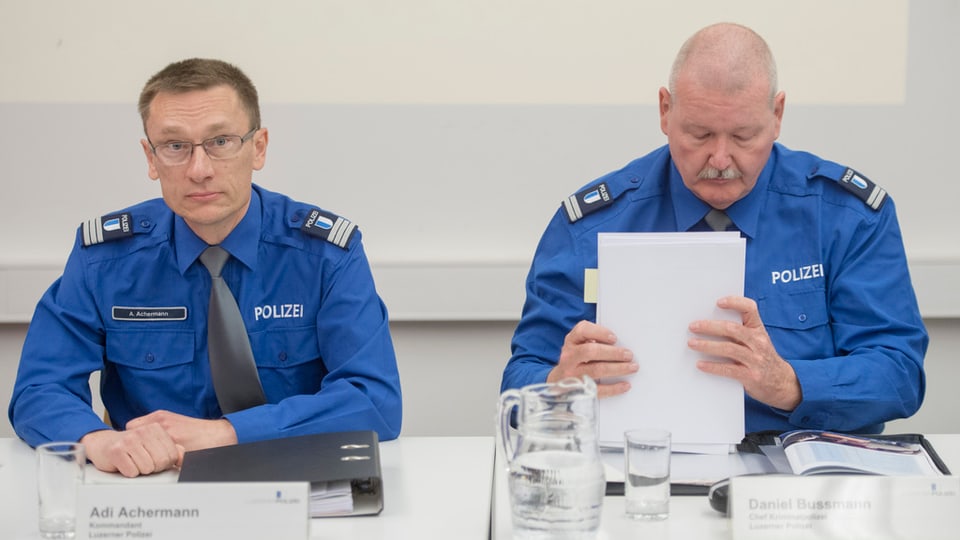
left=596, top=232, right=746, bottom=453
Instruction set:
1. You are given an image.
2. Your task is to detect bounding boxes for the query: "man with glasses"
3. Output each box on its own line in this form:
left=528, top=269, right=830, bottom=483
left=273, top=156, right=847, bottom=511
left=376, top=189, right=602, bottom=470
left=9, top=58, right=402, bottom=477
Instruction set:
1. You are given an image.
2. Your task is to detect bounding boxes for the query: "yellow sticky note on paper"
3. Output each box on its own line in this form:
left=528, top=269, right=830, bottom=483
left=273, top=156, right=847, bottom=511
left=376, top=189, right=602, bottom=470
left=583, top=268, right=598, bottom=304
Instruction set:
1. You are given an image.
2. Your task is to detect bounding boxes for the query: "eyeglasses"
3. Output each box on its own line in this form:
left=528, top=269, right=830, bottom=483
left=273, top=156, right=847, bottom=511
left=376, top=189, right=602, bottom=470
left=148, top=127, right=259, bottom=166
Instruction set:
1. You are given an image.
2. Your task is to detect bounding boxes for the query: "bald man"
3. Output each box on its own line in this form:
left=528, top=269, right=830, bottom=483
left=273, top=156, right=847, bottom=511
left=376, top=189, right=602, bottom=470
left=501, top=23, right=927, bottom=434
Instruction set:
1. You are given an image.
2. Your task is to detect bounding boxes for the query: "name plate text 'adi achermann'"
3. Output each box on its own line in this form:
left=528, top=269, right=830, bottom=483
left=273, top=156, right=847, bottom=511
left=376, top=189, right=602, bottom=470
left=77, top=482, right=309, bottom=540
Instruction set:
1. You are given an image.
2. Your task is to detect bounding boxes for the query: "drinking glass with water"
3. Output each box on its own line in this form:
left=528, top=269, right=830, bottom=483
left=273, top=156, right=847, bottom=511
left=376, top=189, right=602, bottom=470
left=36, top=442, right=85, bottom=539
left=624, top=428, right=671, bottom=520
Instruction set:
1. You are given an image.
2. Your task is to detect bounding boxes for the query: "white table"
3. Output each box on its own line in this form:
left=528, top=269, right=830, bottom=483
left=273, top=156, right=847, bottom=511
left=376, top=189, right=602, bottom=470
left=0, top=436, right=494, bottom=540
left=492, top=434, right=960, bottom=539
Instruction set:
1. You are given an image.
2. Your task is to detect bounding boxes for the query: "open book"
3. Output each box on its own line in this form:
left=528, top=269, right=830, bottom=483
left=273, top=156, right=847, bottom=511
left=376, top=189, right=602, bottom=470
left=777, top=430, right=946, bottom=476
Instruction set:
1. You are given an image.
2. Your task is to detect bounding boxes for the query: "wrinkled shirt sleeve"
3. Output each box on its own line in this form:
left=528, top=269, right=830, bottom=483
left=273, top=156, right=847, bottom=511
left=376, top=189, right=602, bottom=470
left=9, top=237, right=112, bottom=446
left=502, top=210, right=597, bottom=392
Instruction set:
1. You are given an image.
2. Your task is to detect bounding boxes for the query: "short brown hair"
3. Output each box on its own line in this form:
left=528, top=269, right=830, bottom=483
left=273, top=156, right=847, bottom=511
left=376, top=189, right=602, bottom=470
left=138, top=58, right=261, bottom=131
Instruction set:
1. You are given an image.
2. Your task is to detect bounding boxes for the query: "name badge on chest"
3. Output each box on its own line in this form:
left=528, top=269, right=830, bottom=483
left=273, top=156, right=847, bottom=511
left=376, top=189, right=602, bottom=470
left=112, top=306, right=188, bottom=321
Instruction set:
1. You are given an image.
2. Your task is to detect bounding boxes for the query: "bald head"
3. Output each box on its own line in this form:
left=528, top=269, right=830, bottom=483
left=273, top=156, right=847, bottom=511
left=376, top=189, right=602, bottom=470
left=668, top=23, right=779, bottom=108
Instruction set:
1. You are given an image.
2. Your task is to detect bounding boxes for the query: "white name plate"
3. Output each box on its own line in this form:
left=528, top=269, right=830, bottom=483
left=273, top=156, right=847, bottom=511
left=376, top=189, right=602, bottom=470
left=77, top=482, right=309, bottom=540
left=731, top=475, right=960, bottom=540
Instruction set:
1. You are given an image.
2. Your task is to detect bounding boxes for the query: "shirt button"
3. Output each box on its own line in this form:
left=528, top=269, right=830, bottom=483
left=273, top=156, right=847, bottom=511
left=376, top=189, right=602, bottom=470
left=278, top=351, right=288, bottom=362
left=798, top=313, right=807, bottom=322
left=145, top=353, right=155, bottom=363
left=139, top=219, right=151, bottom=228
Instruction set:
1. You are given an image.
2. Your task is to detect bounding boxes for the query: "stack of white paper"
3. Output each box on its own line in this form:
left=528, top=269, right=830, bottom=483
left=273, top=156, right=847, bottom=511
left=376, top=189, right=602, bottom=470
left=309, top=480, right=354, bottom=517
left=596, top=232, right=746, bottom=454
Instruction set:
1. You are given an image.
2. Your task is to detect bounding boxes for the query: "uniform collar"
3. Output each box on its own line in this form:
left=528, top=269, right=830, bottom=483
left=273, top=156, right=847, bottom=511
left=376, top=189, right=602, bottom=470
left=669, top=165, right=712, bottom=231
left=668, top=153, right=773, bottom=239
left=175, top=188, right=262, bottom=275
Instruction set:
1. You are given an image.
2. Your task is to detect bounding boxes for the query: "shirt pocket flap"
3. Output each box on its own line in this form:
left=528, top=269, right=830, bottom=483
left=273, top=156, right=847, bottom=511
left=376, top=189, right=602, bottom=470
left=106, top=330, right=195, bottom=370
left=759, top=289, right=829, bottom=330
left=249, top=326, right=319, bottom=368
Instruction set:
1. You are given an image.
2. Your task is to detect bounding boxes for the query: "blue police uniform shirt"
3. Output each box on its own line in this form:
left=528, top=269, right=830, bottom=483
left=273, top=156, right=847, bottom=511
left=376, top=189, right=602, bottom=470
left=9, top=184, right=402, bottom=446
left=502, top=143, right=928, bottom=434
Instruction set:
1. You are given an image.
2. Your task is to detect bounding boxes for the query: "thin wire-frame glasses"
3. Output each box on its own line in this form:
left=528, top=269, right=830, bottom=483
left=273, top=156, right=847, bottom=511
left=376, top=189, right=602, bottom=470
left=148, top=127, right=259, bottom=166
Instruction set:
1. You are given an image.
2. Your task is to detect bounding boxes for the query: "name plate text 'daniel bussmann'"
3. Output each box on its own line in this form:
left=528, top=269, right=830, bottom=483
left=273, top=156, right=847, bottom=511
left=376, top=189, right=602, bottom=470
left=730, top=475, right=960, bottom=540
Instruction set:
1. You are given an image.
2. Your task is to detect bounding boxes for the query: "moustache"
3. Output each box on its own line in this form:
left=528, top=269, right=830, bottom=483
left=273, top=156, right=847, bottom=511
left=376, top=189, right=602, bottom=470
left=698, top=166, right=742, bottom=179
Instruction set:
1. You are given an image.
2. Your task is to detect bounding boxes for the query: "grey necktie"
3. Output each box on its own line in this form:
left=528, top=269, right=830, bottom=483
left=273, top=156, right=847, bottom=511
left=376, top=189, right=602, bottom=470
left=199, top=246, right=266, bottom=413
left=704, top=209, right=733, bottom=232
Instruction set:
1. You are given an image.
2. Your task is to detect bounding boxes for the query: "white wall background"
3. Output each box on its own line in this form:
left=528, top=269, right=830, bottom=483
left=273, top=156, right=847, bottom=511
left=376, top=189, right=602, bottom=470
left=1, top=0, right=957, bottom=438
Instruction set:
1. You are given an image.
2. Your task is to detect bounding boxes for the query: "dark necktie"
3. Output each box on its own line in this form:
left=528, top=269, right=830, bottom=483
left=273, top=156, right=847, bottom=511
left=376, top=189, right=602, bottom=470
left=199, top=246, right=266, bottom=413
left=704, top=209, right=733, bottom=232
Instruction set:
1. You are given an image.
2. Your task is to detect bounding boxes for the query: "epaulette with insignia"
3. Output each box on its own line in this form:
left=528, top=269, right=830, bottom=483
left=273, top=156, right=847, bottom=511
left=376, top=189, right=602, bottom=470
left=563, top=182, right=615, bottom=223
left=81, top=212, right=134, bottom=247
left=300, top=208, right=357, bottom=249
left=838, top=168, right=886, bottom=211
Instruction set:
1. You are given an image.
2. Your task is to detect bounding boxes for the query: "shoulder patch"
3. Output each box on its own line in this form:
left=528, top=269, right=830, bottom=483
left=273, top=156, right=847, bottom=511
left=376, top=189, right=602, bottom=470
left=563, top=182, right=615, bottom=223
left=300, top=208, right=357, bottom=249
left=81, top=212, right=134, bottom=247
left=838, top=168, right=886, bottom=211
